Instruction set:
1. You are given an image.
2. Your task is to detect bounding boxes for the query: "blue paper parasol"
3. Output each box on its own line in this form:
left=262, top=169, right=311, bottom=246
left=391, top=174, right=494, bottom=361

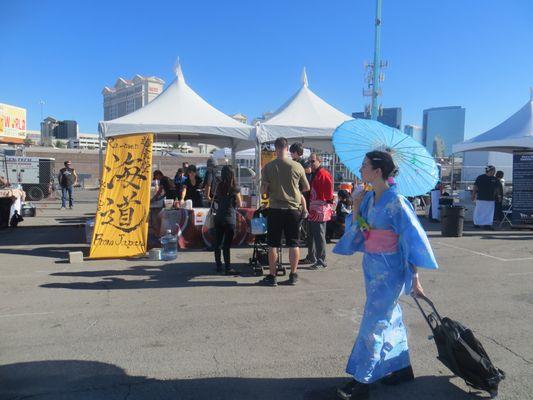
left=332, top=119, right=439, bottom=197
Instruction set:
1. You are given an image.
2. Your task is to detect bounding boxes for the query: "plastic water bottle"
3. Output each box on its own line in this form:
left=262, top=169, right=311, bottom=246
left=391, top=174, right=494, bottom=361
left=160, top=229, right=178, bottom=261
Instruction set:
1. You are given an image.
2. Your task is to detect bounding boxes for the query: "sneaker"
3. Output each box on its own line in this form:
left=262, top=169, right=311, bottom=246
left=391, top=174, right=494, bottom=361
left=60, top=206, right=66, bottom=210
left=256, top=274, right=277, bottom=287
left=283, top=272, right=298, bottom=286
left=380, top=365, right=414, bottom=386
left=299, top=257, right=315, bottom=265
left=310, top=262, right=325, bottom=270
left=69, top=206, right=73, bottom=209
left=215, top=264, right=223, bottom=273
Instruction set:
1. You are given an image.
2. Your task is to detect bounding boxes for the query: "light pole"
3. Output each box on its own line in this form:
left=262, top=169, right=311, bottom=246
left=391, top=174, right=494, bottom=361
left=370, top=0, right=382, bottom=120
left=39, top=100, right=45, bottom=146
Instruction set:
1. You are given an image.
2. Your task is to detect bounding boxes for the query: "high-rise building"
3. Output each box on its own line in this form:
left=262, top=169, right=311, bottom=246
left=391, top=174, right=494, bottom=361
left=40, top=117, right=59, bottom=146
left=102, top=74, right=165, bottom=120
left=55, top=120, right=78, bottom=139
left=422, top=106, right=465, bottom=156
left=404, top=124, right=423, bottom=144
left=432, top=135, right=445, bottom=158
left=352, top=107, right=402, bottom=129
left=40, top=117, right=79, bottom=145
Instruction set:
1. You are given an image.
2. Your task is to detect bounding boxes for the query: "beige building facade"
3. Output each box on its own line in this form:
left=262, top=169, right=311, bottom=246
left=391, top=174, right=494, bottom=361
left=102, top=75, right=164, bottom=121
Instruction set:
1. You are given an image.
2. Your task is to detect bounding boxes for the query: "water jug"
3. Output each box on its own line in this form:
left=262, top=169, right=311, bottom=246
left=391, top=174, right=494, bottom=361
left=160, top=229, right=178, bottom=261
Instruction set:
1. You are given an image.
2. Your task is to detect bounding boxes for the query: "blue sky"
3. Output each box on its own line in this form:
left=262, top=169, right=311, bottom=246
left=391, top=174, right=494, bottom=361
left=1, top=0, right=532, bottom=139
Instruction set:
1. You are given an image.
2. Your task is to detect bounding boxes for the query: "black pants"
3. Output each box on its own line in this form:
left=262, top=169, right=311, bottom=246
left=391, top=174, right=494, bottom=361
left=494, top=201, right=503, bottom=222
left=214, top=221, right=235, bottom=267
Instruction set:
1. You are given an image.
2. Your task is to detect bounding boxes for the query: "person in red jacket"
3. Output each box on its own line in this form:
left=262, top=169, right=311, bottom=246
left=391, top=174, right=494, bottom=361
left=307, top=153, right=334, bottom=269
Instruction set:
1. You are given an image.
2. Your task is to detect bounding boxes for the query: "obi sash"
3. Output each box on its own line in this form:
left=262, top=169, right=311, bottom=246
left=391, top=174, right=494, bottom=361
left=363, top=229, right=399, bottom=254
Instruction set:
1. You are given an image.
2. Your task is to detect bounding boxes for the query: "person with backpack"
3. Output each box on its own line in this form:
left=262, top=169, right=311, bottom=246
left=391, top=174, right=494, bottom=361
left=58, top=160, right=78, bottom=209
left=212, top=165, right=242, bottom=275
left=333, top=151, right=438, bottom=400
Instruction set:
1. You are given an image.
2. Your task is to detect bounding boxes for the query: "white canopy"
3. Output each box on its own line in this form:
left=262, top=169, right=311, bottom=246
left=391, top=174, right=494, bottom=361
left=99, top=62, right=253, bottom=150
left=255, top=68, right=353, bottom=151
left=453, top=90, right=533, bottom=153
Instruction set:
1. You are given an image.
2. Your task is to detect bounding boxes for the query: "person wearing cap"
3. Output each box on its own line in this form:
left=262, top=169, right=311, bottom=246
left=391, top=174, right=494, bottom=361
left=472, top=165, right=498, bottom=229
left=58, top=160, right=78, bottom=209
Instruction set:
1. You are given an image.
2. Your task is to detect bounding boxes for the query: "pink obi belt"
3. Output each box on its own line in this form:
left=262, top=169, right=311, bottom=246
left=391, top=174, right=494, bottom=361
left=363, top=229, right=399, bottom=253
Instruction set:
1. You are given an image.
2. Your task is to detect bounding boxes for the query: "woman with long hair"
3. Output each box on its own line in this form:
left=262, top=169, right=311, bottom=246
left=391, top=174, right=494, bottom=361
left=180, top=165, right=203, bottom=208
left=334, top=150, right=438, bottom=400
left=213, top=165, right=242, bottom=274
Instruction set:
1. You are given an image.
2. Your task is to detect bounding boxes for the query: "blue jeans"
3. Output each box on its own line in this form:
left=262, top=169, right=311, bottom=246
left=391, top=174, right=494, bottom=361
left=61, top=185, right=74, bottom=208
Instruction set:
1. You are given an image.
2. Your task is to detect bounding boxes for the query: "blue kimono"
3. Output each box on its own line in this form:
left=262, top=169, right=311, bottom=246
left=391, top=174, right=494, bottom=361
left=333, top=186, right=438, bottom=383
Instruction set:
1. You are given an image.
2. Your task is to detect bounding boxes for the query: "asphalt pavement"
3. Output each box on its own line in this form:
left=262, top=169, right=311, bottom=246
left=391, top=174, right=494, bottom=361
left=1, top=205, right=532, bottom=400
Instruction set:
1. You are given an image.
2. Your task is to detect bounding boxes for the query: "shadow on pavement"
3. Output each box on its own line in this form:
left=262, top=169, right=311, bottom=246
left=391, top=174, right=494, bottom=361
left=54, top=216, right=92, bottom=224
left=41, top=262, right=259, bottom=290
left=0, top=360, right=483, bottom=400
left=0, top=245, right=88, bottom=260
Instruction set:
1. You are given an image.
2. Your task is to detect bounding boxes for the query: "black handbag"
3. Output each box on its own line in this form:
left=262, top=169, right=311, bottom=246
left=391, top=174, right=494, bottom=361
left=413, top=294, right=505, bottom=398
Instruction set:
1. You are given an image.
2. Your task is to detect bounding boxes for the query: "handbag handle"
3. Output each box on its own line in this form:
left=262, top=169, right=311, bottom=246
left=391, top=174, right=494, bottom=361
left=208, top=180, right=219, bottom=211
left=411, top=293, right=444, bottom=332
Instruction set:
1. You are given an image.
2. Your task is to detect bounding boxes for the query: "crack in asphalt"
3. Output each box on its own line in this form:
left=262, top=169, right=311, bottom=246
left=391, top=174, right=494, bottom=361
left=478, top=333, right=533, bottom=365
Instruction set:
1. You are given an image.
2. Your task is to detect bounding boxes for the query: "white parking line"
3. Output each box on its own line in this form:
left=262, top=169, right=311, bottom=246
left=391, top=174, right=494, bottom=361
left=0, top=312, right=55, bottom=318
left=435, top=241, right=533, bottom=262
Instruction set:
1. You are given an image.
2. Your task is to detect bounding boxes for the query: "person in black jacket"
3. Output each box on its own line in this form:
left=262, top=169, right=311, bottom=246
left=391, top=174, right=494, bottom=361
left=212, top=165, right=242, bottom=274
left=152, top=170, right=176, bottom=201
left=180, top=165, right=204, bottom=208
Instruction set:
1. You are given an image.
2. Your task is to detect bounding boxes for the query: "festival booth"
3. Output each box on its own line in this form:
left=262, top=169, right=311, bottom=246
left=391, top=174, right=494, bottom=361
left=91, top=63, right=255, bottom=258
left=252, top=68, right=353, bottom=203
left=254, top=68, right=353, bottom=153
left=453, top=90, right=533, bottom=227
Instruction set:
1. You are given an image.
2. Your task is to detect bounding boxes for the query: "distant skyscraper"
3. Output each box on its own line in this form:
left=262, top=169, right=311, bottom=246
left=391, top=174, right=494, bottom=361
left=422, top=106, right=465, bottom=156
left=40, top=117, right=77, bottom=144
left=352, top=107, right=402, bottom=129
left=55, top=120, right=78, bottom=139
left=432, top=135, right=445, bottom=158
left=404, top=124, right=424, bottom=144
left=102, top=74, right=164, bottom=120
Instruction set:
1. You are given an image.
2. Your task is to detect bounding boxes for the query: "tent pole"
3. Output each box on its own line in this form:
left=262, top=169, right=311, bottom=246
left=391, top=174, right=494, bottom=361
left=332, top=153, right=336, bottom=194
left=98, top=128, right=103, bottom=184
left=451, top=153, right=455, bottom=192
left=256, top=139, right=262, bottom=207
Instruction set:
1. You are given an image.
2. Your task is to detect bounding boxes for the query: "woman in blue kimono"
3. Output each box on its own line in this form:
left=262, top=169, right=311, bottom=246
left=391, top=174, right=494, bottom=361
left=334, top=150, right=438, bottom=400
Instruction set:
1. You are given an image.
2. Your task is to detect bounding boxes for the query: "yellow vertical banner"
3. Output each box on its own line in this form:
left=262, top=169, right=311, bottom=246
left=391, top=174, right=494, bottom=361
left=89, top=134, right=153, bottom=259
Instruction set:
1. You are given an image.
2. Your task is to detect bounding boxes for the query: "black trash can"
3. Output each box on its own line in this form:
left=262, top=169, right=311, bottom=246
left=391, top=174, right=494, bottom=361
left=440, top=205, right=465, bottom=237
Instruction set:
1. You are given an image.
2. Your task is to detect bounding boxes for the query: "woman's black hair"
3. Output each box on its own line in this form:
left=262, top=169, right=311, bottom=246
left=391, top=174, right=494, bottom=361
left=365, top=150, right=398, bottom=180
left=187, top=165, right=196, bottom=174
left=217, top=165, right=237, bottom=197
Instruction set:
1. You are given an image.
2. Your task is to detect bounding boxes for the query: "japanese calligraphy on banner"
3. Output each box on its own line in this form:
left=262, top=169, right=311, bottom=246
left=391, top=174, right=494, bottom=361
left=89, top=134, right=153, bottom=259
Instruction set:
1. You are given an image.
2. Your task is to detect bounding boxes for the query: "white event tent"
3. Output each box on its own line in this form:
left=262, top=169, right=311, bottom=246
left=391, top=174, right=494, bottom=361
left=254, top=68, right=353, bottom=152
left=99, top=62, right=253, bottom=153
left=453, top=90, right=533, bottom=153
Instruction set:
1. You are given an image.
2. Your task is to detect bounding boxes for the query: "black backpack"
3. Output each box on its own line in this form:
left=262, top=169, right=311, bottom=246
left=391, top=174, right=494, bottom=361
left=413, top=294, right=505, bottom=398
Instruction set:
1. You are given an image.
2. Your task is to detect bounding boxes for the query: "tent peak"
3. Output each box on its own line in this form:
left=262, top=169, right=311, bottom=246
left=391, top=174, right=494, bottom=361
left=173, top=57, right=185, bottom=83
left=301, top=67, right=308, bottom=87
